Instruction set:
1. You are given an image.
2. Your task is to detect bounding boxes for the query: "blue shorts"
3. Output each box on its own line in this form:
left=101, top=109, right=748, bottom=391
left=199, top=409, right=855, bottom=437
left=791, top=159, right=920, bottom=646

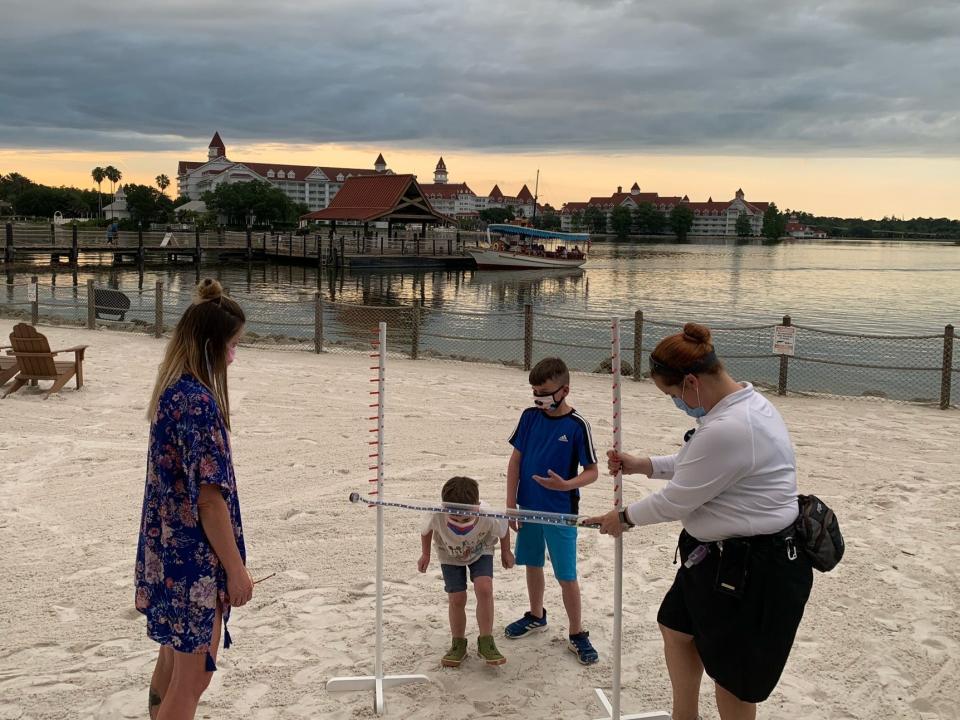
left=441, top=554, right=494, bottom=593
left=515, top=521, right=577, bottom=581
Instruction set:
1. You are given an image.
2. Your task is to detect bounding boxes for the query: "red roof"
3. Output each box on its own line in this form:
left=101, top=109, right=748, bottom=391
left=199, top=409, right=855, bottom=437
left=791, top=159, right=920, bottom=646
left=435, top=157, right=447, bottom=170
left=419, top=182, right=475, bottom=199
left=375, top=153, right=386, bottom=165
left=488, top=184, right=504, bottom=199
left=301, top=174, right=449, bottom=223
left=630, top=182, right=640, bottom=192
left=687, top=201, right=730, bottom=214
left=516, top=184, right=534, bottom=202
left=561, top=202, right=589, bottom=214
left=178, top=161, right=204, bottom=176
left=209, top=132, right=225, bottom=150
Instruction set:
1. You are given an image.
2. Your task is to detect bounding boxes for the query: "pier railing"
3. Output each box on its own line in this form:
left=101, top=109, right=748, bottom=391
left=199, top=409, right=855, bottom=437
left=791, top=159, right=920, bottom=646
left=2, top=278, right=956, bottom=408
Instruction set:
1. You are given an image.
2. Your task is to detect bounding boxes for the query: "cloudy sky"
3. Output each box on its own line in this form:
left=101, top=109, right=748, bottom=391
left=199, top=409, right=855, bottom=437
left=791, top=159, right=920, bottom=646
left=1, top=0, right=958, bottom=216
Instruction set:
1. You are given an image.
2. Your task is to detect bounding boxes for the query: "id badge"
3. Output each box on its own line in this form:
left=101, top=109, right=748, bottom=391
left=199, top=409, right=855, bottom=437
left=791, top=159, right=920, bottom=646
left=714, top=539, right=751, bottom=598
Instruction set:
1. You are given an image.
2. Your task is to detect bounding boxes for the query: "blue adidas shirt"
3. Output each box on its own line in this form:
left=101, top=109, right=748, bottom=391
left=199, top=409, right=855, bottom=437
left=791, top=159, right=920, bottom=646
left=509, top=407, right=598, bottom=514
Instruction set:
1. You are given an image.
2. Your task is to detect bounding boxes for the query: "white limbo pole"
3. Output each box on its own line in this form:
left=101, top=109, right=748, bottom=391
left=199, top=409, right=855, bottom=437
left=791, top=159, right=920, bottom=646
left=326, top=322, right=429, bottom=715
left=594, top=318, right=670, bottom=720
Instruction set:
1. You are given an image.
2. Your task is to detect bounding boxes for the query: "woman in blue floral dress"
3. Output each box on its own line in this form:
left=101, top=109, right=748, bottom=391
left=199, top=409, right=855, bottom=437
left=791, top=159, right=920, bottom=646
left=135, top=279, right=252, bottom=720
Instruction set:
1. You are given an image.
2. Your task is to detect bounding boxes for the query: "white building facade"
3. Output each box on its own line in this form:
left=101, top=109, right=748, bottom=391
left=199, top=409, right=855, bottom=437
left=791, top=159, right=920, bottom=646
left=177, top=133, right=392, bottom=212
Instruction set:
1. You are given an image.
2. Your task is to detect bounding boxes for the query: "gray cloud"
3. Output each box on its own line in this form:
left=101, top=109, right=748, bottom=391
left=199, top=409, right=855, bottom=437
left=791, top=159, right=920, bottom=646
left=0, top=0, right=957, bottom=155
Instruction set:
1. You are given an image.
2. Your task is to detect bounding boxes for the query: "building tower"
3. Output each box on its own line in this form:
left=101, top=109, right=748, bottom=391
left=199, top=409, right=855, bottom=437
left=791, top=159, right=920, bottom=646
left=208, top=132, right=226, bottom=160
left=375, top=153, right=387, bottom=173
left=434, top=157, right=448, bottom=184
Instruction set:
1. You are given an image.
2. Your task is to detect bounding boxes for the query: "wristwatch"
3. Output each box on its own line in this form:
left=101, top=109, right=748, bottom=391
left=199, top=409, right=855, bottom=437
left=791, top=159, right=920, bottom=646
left=618, top=509, right=635, bottom=528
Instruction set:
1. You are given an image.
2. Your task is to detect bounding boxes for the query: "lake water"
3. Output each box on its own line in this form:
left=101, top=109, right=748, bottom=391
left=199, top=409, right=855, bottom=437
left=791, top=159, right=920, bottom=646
left=4, top=238, right=959, bottom=402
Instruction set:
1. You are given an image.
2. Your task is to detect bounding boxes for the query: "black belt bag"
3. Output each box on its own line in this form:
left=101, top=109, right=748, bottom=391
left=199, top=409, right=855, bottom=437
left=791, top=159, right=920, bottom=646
left=794, top=494, right=845, bottom=572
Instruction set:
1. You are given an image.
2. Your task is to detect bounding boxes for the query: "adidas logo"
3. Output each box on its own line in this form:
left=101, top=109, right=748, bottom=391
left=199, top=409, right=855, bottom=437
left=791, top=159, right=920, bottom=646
left=558, top=434, right=569, bottom=443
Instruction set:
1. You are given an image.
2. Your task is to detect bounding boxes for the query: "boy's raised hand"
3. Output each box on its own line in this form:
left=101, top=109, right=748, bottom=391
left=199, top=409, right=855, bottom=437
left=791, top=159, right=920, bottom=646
left=417, top=553, right=430, bottom=573
left=533, top=469, right=568, bottom=490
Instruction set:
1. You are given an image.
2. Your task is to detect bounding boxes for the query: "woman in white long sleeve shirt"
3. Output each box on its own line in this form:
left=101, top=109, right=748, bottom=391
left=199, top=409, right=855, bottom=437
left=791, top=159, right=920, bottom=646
left=586, top=323, right=813, bottom=720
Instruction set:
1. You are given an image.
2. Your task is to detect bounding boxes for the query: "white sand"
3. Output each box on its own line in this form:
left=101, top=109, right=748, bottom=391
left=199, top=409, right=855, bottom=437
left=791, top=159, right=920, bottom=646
left=0, top=322, right=958, bottom=720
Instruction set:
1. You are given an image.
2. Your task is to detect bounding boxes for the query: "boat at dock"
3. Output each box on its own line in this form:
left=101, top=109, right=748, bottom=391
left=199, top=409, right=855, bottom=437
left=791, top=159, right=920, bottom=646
left=466, top=224, right=590, bottom=269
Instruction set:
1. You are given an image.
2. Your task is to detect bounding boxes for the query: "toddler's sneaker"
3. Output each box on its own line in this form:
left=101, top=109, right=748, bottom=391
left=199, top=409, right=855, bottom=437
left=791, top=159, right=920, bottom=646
left=568, top=631, right=599, bottom=664
left=441, top=637, right=468, bottom=667
left=504, top=610, right=548, bottom=638
left=477, top=635, right=506, bottom=666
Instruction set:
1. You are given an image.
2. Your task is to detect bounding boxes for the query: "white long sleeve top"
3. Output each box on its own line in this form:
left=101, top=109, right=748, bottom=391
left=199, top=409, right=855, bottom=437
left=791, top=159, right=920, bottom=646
left=624, top=383, right=799, bottom=542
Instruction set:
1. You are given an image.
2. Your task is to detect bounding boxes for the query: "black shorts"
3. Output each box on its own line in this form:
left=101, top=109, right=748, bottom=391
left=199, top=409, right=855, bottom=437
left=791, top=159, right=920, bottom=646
left=657, top=528, right=813, bottom=703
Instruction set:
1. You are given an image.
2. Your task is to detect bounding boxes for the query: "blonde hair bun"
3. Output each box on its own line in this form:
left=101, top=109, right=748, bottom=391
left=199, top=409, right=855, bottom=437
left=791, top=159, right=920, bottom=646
left=682, top=322, right=712, bottom=345
left=196, top=278, right=223, bottom=302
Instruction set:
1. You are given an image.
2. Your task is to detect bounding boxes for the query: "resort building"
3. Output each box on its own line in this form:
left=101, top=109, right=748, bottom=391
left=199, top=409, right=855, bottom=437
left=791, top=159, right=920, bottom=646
left=176, top=132, right=393, bottom=212
left=417, top=158, right=480, bottom=219
left=485, top=183, right=537, bottom=219
left=560, top=183, right=771, bottom=236
left=102, top=185, right=131, bottom=221
left=785, top=215, right=828, bottom=239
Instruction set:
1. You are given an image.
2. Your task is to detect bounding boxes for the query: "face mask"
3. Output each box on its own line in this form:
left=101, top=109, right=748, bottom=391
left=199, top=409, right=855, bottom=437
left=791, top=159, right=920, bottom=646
left=533, top=388, right=564, bottom=411
left=673, top=381, right=706, bottom=419
left=227, top=344, right=237, bottom=365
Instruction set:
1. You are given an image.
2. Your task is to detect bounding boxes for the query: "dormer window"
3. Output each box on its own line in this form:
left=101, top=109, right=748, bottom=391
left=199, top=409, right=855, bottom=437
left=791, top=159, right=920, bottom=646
left=267, top=169, right=275, bottom=178
left=336, top=174, right=345, bottom=182
left=278, top=170, right=287, bottom=179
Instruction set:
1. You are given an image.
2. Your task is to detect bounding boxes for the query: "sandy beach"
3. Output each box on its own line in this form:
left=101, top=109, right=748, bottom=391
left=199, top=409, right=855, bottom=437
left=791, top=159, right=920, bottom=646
left=0, top=321, right=958, bottom=720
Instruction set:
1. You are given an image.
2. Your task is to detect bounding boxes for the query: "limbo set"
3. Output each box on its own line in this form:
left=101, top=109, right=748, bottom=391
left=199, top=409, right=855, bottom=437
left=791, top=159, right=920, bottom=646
left=327, top=321, right=671, bottom=719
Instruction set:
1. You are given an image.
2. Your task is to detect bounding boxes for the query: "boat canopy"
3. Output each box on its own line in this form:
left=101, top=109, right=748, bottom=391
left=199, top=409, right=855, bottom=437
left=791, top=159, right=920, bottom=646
left=487, top=224, right=589, bottom=243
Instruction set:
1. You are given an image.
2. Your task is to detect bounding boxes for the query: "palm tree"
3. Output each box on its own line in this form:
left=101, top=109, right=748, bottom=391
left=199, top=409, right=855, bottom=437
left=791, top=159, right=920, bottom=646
left=155, top=174, right=170, bottom=197
left=91, top=167, right=106, bottom=219
left=104, top=166, right=121, bottom=196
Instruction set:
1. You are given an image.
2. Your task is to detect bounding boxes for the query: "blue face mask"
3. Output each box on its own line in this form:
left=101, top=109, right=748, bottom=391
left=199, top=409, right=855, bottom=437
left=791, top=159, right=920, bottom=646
left=673, top=381, right=707, bottom=418
left=673, top=395, right=707, bottom=419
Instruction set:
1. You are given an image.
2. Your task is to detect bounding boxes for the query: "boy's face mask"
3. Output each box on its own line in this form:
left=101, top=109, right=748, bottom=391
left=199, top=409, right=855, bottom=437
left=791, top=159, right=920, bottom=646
left=533, top=386, right=566, bottom=411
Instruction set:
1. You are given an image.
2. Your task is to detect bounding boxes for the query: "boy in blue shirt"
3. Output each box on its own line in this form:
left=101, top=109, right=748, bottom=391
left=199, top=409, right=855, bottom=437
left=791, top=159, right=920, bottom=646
left=505, top=357, right=600, bottom=664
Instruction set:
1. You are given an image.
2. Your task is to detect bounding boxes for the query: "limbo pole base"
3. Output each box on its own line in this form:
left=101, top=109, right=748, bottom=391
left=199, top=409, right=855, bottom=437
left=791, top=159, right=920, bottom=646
left=593, top=688, right=671, bottom=720
left=326, top=673, right=430, bottom=715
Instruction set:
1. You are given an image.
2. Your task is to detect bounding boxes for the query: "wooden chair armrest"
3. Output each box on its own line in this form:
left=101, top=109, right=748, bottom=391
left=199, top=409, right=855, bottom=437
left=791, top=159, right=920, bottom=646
left=51, top=345, right=90, bottom=354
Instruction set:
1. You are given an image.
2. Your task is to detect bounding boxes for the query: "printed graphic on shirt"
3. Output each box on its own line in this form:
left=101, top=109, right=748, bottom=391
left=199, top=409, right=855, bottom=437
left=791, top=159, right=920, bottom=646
left=422, top=505, right=507, bottom=566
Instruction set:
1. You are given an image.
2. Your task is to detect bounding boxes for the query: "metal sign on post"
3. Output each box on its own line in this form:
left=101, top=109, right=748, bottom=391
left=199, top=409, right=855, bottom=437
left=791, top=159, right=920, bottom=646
left=27, top=282, right=38, bottom=303
left=773, top=325, right=797, bottom=355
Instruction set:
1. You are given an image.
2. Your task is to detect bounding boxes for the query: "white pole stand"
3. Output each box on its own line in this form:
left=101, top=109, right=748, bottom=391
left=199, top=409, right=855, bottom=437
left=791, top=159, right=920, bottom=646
left=593, top=318, right=670, bottom=720
left=326, top=322, right=428, bottom=714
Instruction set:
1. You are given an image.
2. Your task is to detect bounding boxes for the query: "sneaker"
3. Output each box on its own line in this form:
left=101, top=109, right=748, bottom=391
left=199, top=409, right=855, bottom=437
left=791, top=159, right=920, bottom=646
left=477, top=635, right=506, bottom=666
left=568, top=631, right=599, bottom=665
left=504, top=610, right=548, bottom=639
left=441, top=637, right=468, bottom=667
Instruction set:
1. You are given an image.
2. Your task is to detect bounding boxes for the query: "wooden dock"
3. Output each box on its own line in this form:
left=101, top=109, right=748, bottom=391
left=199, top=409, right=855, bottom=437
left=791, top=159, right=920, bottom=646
left=3, top=223, right=478, bottom=270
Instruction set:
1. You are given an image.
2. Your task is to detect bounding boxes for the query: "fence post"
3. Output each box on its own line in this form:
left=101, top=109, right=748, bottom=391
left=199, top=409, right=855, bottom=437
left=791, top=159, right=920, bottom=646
left=246, top=226, right=253, bottom=260
left=87, top=279, right=95, bottom=329
left=155, top=281, right=164, bottom=338
left=524, top=304, right=533, bottom=371
left=50, top=223, right=55, bottom=245
left=71, top=224, right=79, bottom=265
left=432, top=236, right=437, bottom=255
left=941, top=324, right=954, bottom=410
left=194, top=227, right=201, bottom=264
left=410, top=299, right=421, bottom=360
left=777, top=314, right=791, bottom=396
left=4, top=223, right=13, bottom=263
left=314, top=292, right=324, bottom=354
left=633, top=310, right=643, bottom=381
left=401, top=235, right=406, bottom=255
left=456, top=230, right=461, bottom=253
left=30, top=275, right=39, bottom=326
left=137, top=224, right=145, bottom=264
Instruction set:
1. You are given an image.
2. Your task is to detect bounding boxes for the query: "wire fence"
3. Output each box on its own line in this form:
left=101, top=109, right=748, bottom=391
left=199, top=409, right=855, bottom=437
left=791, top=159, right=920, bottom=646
left=2, top=279, right=956, bottom=408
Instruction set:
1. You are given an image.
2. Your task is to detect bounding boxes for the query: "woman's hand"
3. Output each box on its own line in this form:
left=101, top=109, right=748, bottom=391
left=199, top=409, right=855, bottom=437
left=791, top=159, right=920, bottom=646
left=227, top=566, right=255, bottom=607
left=583, top=509, right=628, bottom=538
left=607, top=450, right=640, bottom=476
left=417, top=553, right=430, bottom=573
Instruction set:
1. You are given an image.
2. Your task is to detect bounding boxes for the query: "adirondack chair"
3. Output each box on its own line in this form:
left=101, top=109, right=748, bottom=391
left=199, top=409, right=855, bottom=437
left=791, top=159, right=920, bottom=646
left=0, top=345, right=18, bottom=386
left=2, top=324, right=88, bottom=399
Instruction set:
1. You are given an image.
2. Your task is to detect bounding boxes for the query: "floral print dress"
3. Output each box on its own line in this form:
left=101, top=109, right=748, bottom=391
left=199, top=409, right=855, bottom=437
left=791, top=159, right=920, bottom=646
left=135, top=374, right=245, bottom=670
